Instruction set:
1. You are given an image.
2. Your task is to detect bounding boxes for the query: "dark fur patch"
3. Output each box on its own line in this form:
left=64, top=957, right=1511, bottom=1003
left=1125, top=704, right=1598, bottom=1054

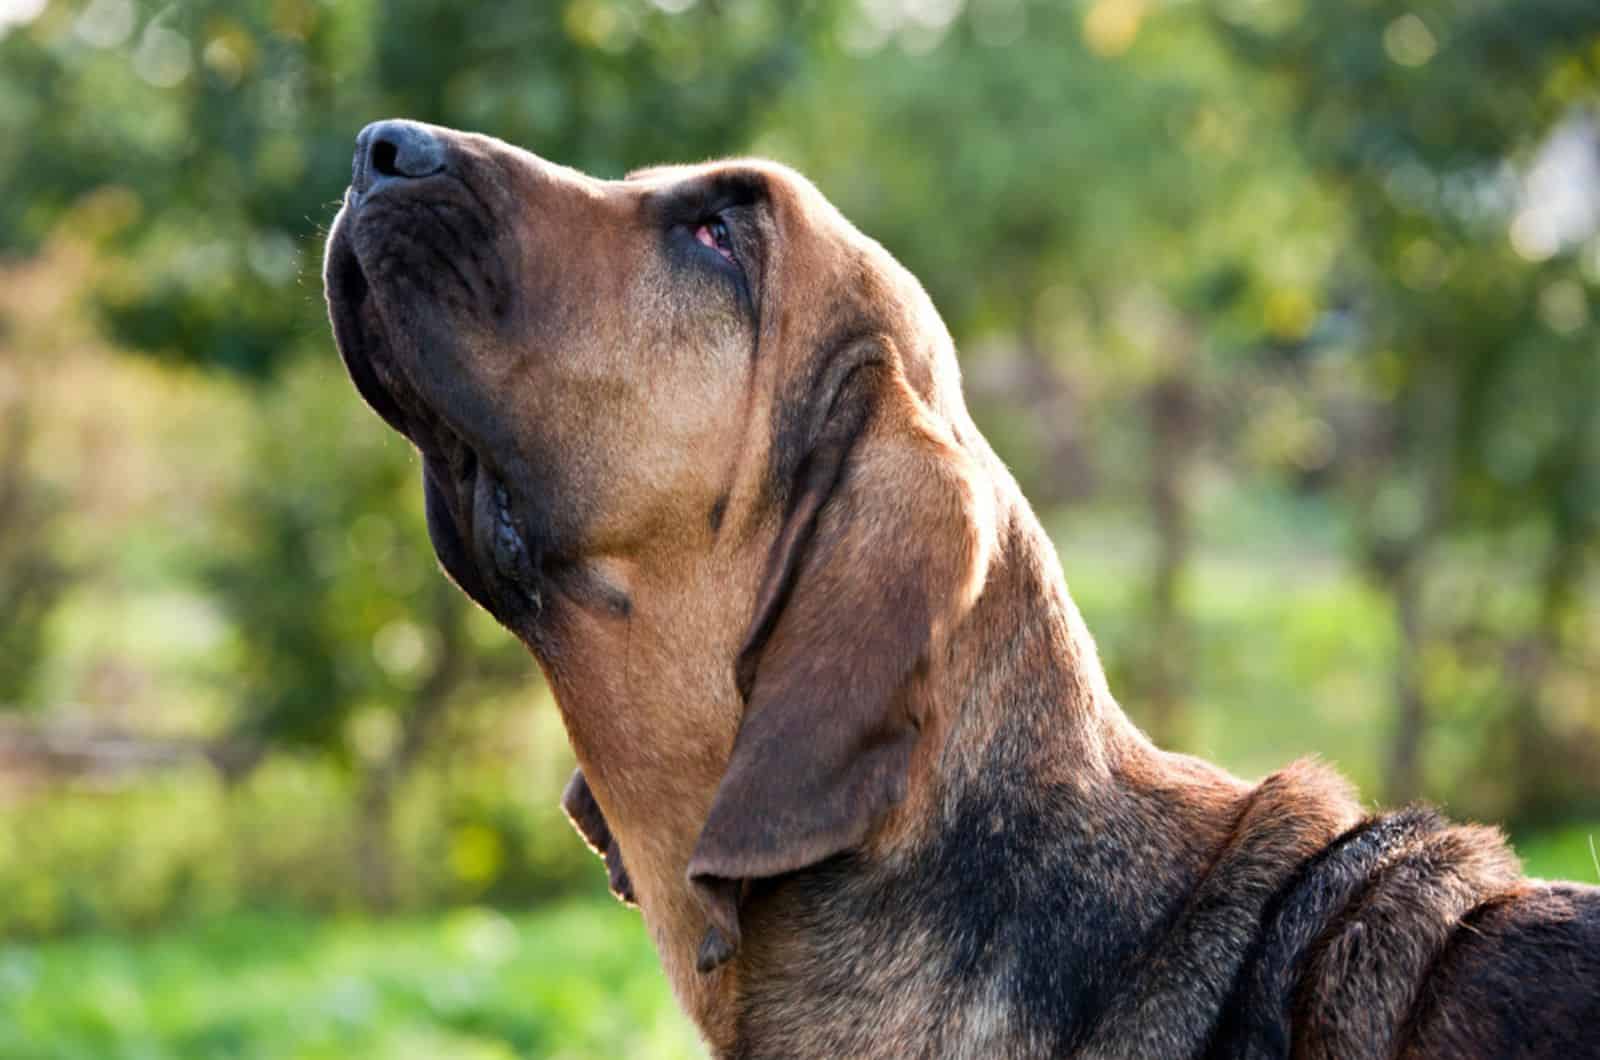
left=730, top=773, right=1173, bottom=1058
left=1398, top=884, right=1600, bottom=1057
left=709, top=493, right=728, bottom=534
left=1207, top=807, right=1445, bottom=1059
left=1288, top=822, right=1522, bottom=1059
left=644, top=170, right=770, bottom=227
left=910, top=768, right=1160, bottom=1052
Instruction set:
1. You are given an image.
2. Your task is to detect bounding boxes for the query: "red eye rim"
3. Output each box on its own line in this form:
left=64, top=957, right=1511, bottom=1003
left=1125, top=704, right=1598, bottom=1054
left=694, top=218, right=735, bottom=262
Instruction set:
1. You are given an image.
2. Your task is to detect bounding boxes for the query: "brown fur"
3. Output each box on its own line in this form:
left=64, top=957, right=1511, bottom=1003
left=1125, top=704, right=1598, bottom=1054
left=324, top=120, right=1600, bottom=1058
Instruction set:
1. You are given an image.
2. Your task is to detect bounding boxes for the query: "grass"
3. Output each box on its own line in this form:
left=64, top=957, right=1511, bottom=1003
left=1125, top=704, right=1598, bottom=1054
left=0, top=901, right=702, bottom=1060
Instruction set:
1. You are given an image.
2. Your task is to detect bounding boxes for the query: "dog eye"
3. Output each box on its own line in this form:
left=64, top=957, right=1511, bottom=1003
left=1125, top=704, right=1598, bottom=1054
left=694, top=217, right=735, bottom=263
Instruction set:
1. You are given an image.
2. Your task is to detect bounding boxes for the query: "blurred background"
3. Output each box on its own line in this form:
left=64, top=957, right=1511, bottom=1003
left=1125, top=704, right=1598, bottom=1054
left=1, top=0, right=1598, bottom=1056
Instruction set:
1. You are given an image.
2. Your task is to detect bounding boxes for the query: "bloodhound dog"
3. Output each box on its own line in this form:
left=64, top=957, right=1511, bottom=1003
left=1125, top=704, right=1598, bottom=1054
left=324, top=119, right=1600, bottom=1059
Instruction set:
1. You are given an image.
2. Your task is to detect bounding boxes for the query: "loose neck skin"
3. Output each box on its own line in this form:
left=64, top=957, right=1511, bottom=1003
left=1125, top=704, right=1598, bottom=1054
left=716, top=499, right=1256, bottom=1057
left=537, top=478, right=1256, bottom=1056
left=535, top=541, right=762, bottom=1046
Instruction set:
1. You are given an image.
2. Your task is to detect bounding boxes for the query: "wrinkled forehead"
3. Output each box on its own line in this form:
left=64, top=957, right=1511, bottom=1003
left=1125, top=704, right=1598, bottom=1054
left=623, top=158, right=853, bottom=236
left=618, top=157, right=959, bottom=416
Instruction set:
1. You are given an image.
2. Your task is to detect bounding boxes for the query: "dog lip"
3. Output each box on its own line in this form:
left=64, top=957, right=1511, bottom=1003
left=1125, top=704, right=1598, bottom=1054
left=327, top=192, right=548, bottom=630
left=477, top=472, right=543, bottom=616
left=325, top=226, right=413, bottom=438
left=343, top=177, right=505, bottom=318
left=423, top=456, right=495, bottom=610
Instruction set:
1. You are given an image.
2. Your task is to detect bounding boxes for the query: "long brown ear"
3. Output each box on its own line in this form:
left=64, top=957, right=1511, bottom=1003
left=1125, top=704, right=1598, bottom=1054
left=687, top=359, right=991, bottom=971
left=561, top=768, right=635, bottom=906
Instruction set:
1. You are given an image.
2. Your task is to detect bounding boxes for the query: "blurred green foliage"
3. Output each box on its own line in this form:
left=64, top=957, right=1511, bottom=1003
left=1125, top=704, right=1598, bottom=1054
left=0, top=902, right=702, bottom=1059
left=0, top=739, right=601, bottom=939
left=0, top=0, right=833, bottom=376
left=0, top=3, right=1598, bottom=1051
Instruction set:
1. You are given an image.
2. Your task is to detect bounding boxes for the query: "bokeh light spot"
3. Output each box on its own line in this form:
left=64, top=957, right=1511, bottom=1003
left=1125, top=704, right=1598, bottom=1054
left=74, top=0, right=134, bottom=48
left=1384, top=15, right=1437, bottom=68
left=1083, top=0, right=1144, bottom=57
left=133, top=20, right=193, bottom=88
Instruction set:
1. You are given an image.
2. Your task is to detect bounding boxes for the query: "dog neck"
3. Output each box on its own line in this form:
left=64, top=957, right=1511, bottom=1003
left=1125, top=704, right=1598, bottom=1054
left=536, top=534, right=768, bottom=1044
left=537, top=484, right=1354, bottom=1056
left=715, top=502, right=1359, bottom=1056
left=703, top=500, right=1241, bottom=1055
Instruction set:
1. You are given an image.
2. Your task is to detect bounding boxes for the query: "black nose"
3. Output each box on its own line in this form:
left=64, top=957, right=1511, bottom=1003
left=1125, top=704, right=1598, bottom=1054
left=353, top=119, right=447, bottom=194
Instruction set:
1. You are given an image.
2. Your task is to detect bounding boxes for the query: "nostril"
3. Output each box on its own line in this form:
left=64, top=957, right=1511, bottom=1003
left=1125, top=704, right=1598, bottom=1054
left=354, top=119, right=447, bottom=191
left=371, top=138, right=400, bottom=178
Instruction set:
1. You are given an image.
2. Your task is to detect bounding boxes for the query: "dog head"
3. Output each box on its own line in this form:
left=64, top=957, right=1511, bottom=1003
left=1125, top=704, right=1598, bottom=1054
left=324, top=119, right=998, bottom=970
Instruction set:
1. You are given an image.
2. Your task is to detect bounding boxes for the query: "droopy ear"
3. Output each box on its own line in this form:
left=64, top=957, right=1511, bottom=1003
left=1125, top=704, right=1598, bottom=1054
left=561, top=768, right=636, bottom=906
left=687, top=358, right=991, bottom=971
